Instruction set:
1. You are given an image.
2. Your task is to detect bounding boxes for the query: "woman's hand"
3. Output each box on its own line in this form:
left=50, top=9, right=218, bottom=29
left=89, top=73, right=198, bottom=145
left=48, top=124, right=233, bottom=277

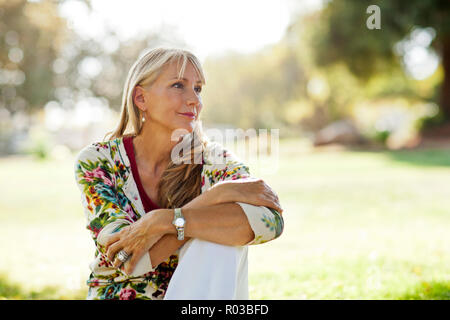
left=104, top=210, right=166, bottom=274
left=211, top=178, right=283, bottom=214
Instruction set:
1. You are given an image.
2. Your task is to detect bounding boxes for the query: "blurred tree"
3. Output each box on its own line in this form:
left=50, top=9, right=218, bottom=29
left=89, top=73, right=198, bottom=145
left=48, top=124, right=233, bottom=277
left=0, top=0, right=181, bottom=134
left=58, top=30, right=182, bottom=113
left=201, top=44, right=306, bottom=131
left=306, top=0, right=450, bottom=121
left=48, top=0, right=187, bottom=115
left=0, top=0, right=91, bottom=115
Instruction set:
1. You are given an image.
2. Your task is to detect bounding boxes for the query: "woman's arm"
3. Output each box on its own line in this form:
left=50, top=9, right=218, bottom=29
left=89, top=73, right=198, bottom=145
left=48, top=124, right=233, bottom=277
left=146, top=203, right=253, bottom=268
left=202, top=145, right=285, bottom=246
left=107, top=202, right=254, bottom=273
left=106, top=145, right=285, bottom=273
left=146, top=186, right=225, bottom=268
left=106, top=182, right=282, bottom=273
left=146, top=178, right=283, bottom=268
left=155, top=203, right=254, bottom=246
left=147, top=234, right=190, bottom=269
left=74, top=145, right=133, bottom=257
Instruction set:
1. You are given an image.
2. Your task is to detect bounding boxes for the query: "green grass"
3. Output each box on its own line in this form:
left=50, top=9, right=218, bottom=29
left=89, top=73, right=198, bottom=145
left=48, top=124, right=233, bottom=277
left=0, top=140, right=449, bottom=299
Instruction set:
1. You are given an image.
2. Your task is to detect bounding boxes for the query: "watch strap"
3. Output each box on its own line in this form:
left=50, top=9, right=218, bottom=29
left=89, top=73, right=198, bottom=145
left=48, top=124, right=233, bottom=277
left=173, top=208, right=185, bottom=240
left=176, top=227, right=185, bottom=241
left=173, top=208, right=183, bottom=222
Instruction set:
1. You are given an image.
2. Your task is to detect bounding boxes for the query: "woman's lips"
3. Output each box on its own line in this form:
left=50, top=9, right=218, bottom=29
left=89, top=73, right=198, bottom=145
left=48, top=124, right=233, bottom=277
left=178, top=112, right=196, bottom=119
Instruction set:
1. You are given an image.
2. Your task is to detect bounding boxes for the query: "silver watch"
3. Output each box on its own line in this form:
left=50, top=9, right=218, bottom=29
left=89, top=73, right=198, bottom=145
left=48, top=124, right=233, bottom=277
left=172, top=208, right=186, bottom=240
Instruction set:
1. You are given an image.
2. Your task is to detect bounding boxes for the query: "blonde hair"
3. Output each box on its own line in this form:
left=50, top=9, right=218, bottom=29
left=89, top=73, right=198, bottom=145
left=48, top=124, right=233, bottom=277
left=105, top=47, right=208, bottom=209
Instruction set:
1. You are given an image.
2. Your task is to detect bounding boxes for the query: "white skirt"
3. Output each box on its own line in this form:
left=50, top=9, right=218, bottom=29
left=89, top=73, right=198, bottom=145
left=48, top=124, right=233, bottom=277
left=164, top=238, right=249, bottom=300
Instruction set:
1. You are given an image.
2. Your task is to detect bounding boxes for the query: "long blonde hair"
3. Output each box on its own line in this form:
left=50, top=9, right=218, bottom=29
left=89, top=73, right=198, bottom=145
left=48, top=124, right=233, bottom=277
left=105, top=47, right=208, bottom=209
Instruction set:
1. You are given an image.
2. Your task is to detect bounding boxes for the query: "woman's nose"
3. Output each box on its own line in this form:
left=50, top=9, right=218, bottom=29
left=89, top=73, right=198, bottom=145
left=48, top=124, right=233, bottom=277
left=187, top=90, right=201, bottom=107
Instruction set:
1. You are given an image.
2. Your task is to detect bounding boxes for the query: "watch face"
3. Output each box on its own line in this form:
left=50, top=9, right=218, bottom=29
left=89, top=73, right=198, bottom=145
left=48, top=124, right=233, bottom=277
left=174, top=217, right=185, bottom=227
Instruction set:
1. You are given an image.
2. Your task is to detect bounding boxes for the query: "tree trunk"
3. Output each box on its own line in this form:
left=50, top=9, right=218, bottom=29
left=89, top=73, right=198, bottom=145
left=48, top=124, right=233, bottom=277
left=440, top=35, right=450, bottom=121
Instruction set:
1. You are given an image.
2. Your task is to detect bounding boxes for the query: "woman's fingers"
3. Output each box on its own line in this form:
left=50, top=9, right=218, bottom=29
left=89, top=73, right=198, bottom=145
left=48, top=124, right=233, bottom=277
left=113, top=255, right=126, bottom=269
left=104, top=232, right=121, bottom=251
left=261, top=182, right=283, bottom=213
left=270, top=201, right=283, bottom=214
left=263, top=182, right=279, bottom=201
left=122, top=235, right=162, bottom=274
left=271, top=195, right=283, bottom=213
left=106, top=241, right=123, bottom=262
left=112, top=246, right=135, bottom=269
left=263, top=193, right=283, bottom=214
left=123, top=249, right=144, bottom=275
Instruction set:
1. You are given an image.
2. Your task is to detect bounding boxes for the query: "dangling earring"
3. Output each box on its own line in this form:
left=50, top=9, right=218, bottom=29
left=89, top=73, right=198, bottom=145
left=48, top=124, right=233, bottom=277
left=142, top=114, right=146, bottom=122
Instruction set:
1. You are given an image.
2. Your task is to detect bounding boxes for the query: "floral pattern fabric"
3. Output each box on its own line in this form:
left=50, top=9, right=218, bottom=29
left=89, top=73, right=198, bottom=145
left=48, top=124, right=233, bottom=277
left=74, top=136, right=284, bottom=300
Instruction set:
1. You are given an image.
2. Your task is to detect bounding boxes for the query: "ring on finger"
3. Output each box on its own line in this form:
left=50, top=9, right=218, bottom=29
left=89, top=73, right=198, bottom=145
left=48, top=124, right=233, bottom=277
left=117, top=250, right=130, bottom=263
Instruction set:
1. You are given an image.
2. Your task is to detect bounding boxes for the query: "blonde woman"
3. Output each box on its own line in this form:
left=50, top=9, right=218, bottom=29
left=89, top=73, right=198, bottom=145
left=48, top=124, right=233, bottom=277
left=74, top=47, right=284, bottom=300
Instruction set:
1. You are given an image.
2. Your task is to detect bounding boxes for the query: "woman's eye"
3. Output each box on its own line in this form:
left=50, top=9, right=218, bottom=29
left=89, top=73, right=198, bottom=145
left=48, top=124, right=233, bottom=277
left=173, top=82, right=202, bottom=93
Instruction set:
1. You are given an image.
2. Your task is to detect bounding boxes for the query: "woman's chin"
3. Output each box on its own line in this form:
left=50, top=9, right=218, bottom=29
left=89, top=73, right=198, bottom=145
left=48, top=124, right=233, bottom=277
left=180, top=119, right=198, bottom=131
left=169, top=120, right=196, bottom=134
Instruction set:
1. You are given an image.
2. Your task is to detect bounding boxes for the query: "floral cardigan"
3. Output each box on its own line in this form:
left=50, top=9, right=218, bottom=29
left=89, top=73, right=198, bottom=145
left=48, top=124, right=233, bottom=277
left=74, top=136, right=284, bottom=300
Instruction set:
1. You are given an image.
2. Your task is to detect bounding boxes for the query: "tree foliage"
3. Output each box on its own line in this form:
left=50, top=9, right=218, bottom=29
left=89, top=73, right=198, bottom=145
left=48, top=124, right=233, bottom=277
left=0, top=0, right=69, bottom=114
left=307, top=0, right=450, bottom=118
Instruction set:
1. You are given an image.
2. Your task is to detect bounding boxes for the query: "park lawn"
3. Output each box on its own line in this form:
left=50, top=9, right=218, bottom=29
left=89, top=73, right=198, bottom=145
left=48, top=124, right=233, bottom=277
left=0, top=139, right=449, bottom=299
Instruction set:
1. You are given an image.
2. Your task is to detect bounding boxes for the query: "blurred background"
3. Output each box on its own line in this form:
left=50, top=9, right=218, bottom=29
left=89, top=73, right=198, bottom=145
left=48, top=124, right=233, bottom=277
left=0, top=0, right=449, bottom=299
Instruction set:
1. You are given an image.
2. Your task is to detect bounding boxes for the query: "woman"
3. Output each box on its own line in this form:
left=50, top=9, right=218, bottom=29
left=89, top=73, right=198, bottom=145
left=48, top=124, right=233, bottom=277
left=74, top=47, right=284, bottom=300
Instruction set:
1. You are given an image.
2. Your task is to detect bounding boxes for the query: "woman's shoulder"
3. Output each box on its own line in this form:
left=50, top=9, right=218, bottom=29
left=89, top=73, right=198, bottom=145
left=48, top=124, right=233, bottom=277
left=202, top=140, right=250, bottom=173
left=73, top=137, right=131, bottom=187
left=74, top=137, right=124, bottom=167
left=203, top=141, right=228, bottom=166
left=201, top=141, right=251, bottom=187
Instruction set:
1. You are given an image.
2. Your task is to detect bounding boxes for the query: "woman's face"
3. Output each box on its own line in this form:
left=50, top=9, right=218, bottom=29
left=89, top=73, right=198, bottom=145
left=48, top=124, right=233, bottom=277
left=134, top=59, right=203, bottom=135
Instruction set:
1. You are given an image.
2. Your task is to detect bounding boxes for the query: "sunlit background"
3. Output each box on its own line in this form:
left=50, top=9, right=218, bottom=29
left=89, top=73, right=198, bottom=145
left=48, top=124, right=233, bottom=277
left=0, top=0, right=449, bottom=299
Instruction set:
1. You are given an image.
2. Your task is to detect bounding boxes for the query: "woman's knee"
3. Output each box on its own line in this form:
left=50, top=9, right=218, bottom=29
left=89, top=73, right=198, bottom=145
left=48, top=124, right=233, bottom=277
left=181, top=238, right=246, bottom=265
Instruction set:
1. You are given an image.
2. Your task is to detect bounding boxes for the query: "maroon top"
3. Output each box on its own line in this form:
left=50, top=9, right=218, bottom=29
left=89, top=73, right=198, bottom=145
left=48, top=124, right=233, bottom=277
left=123, top=135, right=160, bottom=213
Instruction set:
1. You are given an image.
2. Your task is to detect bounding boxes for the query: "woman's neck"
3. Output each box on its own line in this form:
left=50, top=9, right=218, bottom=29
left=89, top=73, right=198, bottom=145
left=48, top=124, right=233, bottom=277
left=133, top=123, right=177, bottom=177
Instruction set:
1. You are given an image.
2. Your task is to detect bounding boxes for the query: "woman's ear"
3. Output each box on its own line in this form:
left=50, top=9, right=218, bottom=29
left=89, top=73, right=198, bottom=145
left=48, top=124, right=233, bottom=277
left=133, top=85, right=148, bottom=112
